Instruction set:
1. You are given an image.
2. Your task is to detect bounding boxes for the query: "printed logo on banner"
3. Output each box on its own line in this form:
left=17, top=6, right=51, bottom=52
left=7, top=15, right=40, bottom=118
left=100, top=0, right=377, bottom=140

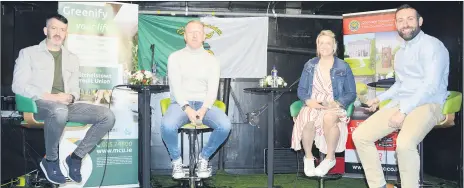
left=346, top=120, right=363, bottom=150
left=176, top=23, right=223, bottom=55
left=349, top=20, right=361, bottom=32
left=346, top=119, right=398, bottom=151
left=376, top=131, right=398, bottom=151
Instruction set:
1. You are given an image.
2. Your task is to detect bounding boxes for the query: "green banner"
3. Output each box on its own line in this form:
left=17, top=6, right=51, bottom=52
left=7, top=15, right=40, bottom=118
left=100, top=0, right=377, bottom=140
left=79, top=66, right=119, bottom=90
left=57, top=2, right=139, bottom=188
left=85, top=139, right=138, bottom=187
left=138, top=15, right=199, bottom=75
left=59, top=3, right=118, bottom=36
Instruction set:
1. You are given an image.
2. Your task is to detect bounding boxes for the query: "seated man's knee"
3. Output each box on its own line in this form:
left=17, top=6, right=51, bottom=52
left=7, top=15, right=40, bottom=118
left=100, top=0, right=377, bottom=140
left=220, top=119, right=232, bottom=133
left=395, top=137, right=415, bottom=154
left=49, top=105, right=69, bottom=121
left=100, top=108, right=116, bottom=130
left=161, top=115, right=180, bottom=132
left=352, top=128, right=364, bottom=144
left=214, top=112, right=232, bottom=133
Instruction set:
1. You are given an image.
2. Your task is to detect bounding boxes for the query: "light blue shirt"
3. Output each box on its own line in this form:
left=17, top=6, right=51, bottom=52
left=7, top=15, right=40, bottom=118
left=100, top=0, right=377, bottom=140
left=377, top=30, right=449, bottom=114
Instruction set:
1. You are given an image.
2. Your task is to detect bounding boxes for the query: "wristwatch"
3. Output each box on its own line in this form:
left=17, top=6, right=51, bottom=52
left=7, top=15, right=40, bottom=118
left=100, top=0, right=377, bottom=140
left=181, top=104, right=190, bottom=111
left=70, top=94, right=75, bottom=104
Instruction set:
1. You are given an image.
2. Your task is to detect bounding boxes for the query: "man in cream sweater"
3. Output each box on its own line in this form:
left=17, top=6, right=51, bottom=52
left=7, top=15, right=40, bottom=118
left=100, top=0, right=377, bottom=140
left=161, top=20, right=232, bottom=179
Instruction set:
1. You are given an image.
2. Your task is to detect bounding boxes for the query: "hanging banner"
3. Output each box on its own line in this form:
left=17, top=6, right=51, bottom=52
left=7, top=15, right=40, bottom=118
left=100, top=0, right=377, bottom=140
left=57, top=2, right=139, bottom=187
left=343, top=9, right=403, bottom=177
left=138, top=15, right=269, bottom=78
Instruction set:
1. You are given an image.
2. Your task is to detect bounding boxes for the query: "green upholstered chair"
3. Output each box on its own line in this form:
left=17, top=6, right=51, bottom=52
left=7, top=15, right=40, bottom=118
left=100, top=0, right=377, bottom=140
left=436, top=91, right=462, bottom=127
left=289, top=100, right=355, bottom=188
left=160, top=98, right=226, bottom=186
left=15, top=94, right=86, bottom=129
left=160, top=98, right=227, bottom=129
left=290, top=100, right=354, bottom=118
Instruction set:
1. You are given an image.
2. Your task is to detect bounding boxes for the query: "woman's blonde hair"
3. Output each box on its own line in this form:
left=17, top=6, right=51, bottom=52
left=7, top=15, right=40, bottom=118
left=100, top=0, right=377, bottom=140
left=316, top=30, right=338, bottom=57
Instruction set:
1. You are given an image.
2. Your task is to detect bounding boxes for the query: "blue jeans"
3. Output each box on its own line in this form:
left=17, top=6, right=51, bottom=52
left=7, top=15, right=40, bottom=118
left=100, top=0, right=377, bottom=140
left=161, top=101, right=231, bottom=160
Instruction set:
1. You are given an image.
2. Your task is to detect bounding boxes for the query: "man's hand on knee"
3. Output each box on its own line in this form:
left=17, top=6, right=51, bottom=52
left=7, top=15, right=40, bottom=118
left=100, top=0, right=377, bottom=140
left=58, top=93, right=74, bottom=104
left=388, top=111, right=406, bottom=128
left=42, top=93, right=71, bottom=105
left=365, top=98, right=380, bottom=112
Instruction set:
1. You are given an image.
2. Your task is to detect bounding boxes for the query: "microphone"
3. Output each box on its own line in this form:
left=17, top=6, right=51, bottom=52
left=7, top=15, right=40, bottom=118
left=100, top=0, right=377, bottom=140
left=150, top=44, right=156, bottom=74
left=113, top=84, right=131, bottom=88
left=194, top=115, right=203, bottom=126
left=360, top=103, right=379, bottom=114
left=360, top=103, right=370, bottom=108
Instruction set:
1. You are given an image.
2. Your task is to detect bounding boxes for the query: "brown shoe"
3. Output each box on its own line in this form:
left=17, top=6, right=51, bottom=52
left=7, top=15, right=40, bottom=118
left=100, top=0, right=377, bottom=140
left=386, top=183, right=397, bottom=188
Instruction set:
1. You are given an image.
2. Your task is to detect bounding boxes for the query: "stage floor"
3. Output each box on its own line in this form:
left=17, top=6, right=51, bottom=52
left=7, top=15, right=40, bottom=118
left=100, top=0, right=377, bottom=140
left=152, top=172, right=458, bottom=188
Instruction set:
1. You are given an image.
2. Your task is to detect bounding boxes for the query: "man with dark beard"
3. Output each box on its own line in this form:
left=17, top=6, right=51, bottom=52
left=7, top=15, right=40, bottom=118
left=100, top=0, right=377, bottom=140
left=12, top=14, right=116, bottom=184
left=352, top=4, right=450, bottom=188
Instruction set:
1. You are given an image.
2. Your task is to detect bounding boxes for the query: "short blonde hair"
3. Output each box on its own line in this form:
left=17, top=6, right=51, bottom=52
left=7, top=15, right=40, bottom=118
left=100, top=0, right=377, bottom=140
left=316, top=30, right=338, bottom=57
left=185, top=20, right=205, bottom=30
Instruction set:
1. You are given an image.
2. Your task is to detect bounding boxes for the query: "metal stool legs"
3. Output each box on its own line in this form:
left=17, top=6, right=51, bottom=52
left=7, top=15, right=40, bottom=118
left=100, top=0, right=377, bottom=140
left=318, top=153, right=326, bottom=188
left=418, top=141, right=434, bottom=187
left=188, top=129, right=197, bottom=188
left=395, top=141, right=435, bottom=188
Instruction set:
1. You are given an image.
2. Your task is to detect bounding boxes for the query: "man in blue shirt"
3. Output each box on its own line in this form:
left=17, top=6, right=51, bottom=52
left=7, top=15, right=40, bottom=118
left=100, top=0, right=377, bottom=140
left=352, top=4, right=449, bottom=188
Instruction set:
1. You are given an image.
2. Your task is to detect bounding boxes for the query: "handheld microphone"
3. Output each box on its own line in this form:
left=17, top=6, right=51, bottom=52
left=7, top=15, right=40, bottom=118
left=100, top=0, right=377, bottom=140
left=360, top=103, right=379, bottom=114
left=360, top=103, right=370, bottom=108
left=114, top=84, right=131, bottom=88
left=194, top=115, right=203, bottom=125
left=361, top=103, right=379, bottom=109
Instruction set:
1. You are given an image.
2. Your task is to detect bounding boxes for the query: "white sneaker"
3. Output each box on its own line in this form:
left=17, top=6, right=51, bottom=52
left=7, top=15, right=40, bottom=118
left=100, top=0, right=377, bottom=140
left=303, top=156, right=316, bottom=177
left=196, top=156, right=211, bottom=178
left=171, top=158, right=184, bottom=179
left=314, top=158, right=336, bottom=177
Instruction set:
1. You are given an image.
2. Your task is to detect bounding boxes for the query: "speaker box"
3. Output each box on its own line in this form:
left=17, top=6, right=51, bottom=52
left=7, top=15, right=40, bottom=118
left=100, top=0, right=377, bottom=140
left=1, top=119, right=45, bottom=181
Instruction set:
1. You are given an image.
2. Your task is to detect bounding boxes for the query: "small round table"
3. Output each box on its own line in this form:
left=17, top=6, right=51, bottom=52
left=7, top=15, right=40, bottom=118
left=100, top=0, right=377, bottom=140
left=243, top=87, right=296, bottom=188
left=127, top=84, right=169, bottom=188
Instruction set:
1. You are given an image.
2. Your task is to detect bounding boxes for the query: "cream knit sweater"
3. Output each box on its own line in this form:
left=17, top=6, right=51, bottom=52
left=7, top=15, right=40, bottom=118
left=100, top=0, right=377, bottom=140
left=167, top=46, right=220, bottom=109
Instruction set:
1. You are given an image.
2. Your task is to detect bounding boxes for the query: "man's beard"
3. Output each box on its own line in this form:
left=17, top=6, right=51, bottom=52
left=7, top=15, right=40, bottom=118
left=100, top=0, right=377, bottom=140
left=398, top=26, right=421, bottom=41
left=47, top=35, right=63, bottom=44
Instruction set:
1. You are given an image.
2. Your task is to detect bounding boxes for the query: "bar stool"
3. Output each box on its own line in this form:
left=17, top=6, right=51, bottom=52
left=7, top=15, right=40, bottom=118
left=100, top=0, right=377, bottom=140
left=390, top=91, right=462, bottom=188
left=15, top=94, right=87, bottom=186
left=290, top=100, right=355, bottom=188
left=15, top=94, right=87, bottom=129
left=160, top=98, right=226, bottom=188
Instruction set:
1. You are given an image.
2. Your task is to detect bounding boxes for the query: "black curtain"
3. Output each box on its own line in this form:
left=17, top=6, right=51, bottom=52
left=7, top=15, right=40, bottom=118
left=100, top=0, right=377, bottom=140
left=1, top=2, right=58, bottom=97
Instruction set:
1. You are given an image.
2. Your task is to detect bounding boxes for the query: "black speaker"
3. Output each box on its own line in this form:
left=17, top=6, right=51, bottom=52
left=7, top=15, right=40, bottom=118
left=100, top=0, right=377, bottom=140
left=264, top=148, right=304, bottom=174
left=1, top=119, right=45, bottom=181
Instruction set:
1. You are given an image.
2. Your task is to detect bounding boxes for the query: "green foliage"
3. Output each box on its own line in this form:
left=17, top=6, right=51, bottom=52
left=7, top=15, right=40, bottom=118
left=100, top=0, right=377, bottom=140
left=132, top=33, right=139, bottom=72
left=369, top=39, right=377, bottom=66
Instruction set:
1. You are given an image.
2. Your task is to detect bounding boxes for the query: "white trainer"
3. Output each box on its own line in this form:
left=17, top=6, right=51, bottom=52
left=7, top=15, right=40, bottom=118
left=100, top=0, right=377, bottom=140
left=196, top=156, right=211, bottom=178
left=314, top=158, right=336, bottom=177
left=303, top=156, right=316, bottom=177
left=171, top=158, right=184, bottom=179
